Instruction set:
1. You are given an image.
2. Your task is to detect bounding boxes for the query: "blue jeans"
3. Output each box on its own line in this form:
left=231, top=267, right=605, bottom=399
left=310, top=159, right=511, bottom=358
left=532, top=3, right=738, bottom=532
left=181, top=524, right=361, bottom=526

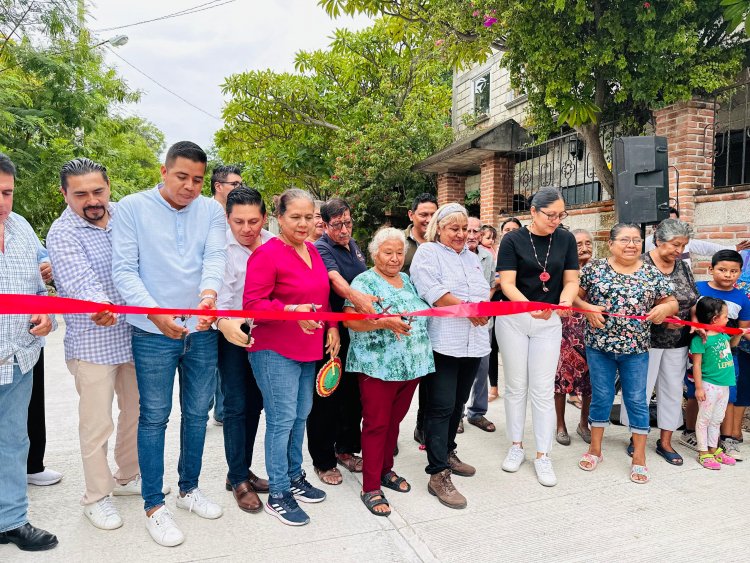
left=132, top=328, right=218, bottom=511
left=209, top=367, right=224, bottom=422
left=218, top=334, right=263, bottom=487
left=0, top=364, right=33, bottom=532
left=249, top=350, right=315, bottom=496
left=586, top=347, right=650, bottom=435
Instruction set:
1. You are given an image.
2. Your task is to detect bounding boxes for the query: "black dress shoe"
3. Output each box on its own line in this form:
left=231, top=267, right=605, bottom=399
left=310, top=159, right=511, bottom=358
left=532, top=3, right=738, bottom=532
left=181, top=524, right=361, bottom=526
left=0, top=523, right=58, bottom=551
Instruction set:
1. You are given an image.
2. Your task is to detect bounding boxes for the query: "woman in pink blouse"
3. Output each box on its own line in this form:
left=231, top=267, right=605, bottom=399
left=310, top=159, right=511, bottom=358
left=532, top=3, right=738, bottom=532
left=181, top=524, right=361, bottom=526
left=243, top=189, right=340, bottom=527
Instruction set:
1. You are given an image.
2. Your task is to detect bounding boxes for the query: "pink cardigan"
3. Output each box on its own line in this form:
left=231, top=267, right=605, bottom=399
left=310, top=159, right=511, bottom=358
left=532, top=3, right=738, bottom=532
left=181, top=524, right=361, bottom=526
left=242, top=237, right=334, bottom=362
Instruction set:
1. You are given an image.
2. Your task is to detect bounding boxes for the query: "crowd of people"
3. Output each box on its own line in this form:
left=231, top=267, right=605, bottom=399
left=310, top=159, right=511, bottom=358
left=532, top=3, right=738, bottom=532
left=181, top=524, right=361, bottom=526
left=2, top=141, right=750, bottom=551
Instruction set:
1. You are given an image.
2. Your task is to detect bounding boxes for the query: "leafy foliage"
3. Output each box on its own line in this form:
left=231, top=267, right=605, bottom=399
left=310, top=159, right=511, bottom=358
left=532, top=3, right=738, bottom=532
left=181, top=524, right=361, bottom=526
left=216, top=20, right=453, bottom=233
left=320, top=1, right=748, bottom=196
left=0, top=0, right=164, bottom=237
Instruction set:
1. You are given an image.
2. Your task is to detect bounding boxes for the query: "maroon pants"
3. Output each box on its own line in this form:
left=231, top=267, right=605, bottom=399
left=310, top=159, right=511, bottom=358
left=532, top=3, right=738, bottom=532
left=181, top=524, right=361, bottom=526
left=358, top=374, right=420, bottom=492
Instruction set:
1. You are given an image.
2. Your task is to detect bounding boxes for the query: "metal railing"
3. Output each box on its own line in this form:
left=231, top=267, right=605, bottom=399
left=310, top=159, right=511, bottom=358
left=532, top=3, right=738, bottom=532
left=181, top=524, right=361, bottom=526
left=712, top=79, right=750, bottom=188
left=505, top=121, right=619, bottom=214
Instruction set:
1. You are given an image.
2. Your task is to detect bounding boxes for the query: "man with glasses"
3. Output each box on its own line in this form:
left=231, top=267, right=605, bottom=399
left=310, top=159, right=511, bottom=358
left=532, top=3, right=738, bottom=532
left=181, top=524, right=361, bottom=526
left=307, top=198, right=376, bottom=484
left=207, top=165, right=243, bottom=427
left=0, top=152, right=58, bottom=552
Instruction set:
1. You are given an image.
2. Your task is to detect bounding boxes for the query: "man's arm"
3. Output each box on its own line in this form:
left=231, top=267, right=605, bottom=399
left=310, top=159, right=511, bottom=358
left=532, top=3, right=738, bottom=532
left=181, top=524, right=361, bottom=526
left=47, top=227, right=110, bottom=303
left=199, top=201, right=227, bottom=298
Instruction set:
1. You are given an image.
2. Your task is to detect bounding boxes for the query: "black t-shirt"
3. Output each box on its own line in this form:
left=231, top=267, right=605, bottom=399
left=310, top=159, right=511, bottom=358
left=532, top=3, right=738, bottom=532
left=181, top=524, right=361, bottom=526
left=314, top=233, right=367, bottom=312
left=497, top=226, right=579, bottom=303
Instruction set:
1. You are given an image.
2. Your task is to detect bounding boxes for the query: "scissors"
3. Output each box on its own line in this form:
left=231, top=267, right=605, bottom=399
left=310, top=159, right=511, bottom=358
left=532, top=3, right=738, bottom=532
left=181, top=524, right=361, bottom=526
left=374, top=298, right=393, bottom=315
left=240, top=318, right=256, bottom=345
left=0, top=353, right=18, bottom=366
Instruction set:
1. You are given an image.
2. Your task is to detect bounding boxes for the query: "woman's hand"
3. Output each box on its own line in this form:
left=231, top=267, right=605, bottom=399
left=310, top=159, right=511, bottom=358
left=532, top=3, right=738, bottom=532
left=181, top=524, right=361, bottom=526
left=293, top=304, right=323, bottom=334
left=582, top=304, right=606, bottom=329
left=468, top=316, right=489, bottom=327
left=556, top=300, right=572, bottom=318
left=325, top=327, right=341, bottom=357
left=529, top=309, right=552, bottom=321
left=218, top=318, right=254, bottom=348
left=378, top=317, right=412, bottom=339
left=646, top=303, right=672, bottom=325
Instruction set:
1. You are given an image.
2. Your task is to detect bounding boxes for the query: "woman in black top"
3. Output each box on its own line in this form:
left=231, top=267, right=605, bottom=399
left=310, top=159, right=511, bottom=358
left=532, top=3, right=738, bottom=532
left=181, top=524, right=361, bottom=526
left=495, top=187, right=579, bottom=487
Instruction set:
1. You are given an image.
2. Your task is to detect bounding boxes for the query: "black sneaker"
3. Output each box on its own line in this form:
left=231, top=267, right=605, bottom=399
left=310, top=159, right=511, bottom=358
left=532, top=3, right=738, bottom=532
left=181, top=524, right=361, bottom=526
left=290, top=471, right=326, bottom=503
left=265, top=492, right=309, bottom=526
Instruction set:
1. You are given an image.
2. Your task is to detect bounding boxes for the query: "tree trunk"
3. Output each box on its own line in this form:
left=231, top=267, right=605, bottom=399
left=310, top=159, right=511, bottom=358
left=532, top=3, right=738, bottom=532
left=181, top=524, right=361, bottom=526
left=576, top=122, right=614, bottom=198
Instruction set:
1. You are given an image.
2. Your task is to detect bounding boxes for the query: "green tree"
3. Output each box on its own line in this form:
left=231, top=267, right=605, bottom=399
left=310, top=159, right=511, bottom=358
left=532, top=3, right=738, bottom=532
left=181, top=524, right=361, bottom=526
left=216, top=20, right=452, bottom=231
left=1, top=0, right=164, bottom=236
left=321, top=1, right=747, bottom=196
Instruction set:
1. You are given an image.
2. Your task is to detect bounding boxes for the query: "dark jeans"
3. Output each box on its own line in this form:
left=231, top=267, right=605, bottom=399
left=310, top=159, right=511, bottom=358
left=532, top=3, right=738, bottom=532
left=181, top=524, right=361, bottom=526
left=218, top=333, right=264, bottom=487
left=489, top=327, right=499, bottom=389
left=27, top=348, right=46, bottom=474
left=415, top=379, right=429, bottom=433
left=306, top=330, right=362, bottom=470
left=132, top=328, right=217, bottom=511
left=424, top=352, right=480, bottom=475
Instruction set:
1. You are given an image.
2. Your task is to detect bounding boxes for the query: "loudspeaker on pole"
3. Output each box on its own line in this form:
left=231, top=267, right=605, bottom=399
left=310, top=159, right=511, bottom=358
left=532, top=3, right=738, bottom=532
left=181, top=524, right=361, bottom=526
left=613, top=136, right=670, bottom=224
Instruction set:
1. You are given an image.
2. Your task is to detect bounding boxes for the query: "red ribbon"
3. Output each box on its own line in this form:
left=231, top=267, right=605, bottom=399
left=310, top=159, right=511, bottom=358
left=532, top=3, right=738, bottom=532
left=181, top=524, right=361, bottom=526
left=1, top=294, right=745, bottom=336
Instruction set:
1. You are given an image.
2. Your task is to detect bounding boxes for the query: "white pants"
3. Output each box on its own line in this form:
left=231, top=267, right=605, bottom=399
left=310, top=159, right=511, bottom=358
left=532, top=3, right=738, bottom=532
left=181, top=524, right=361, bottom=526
left=620, top=347, right=688, bottom=431
left=495, top=313, right=562, bottom=454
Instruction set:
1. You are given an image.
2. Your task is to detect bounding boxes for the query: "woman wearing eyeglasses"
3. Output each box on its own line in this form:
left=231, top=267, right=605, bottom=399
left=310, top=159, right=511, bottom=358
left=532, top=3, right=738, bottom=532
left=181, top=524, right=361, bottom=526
left=495, top=187, right=579, bottom=487
left=576, top=223, right=677, bottom=484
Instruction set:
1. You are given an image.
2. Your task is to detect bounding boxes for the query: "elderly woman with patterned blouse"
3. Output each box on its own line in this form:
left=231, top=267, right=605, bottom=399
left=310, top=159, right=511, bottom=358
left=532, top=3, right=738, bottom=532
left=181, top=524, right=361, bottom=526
left=410, top=203, right=490, bottom=510
left=576, top=223, right=678, bottom=484
left=342, top=227, right=433, bottom=517
left=620, top=219, right=699, bottom=466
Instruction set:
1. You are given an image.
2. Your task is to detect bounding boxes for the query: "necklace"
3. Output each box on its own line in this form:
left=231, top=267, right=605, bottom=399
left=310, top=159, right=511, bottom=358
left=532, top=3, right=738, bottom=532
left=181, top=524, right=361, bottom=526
left=528, top=225, right=553, bottom=292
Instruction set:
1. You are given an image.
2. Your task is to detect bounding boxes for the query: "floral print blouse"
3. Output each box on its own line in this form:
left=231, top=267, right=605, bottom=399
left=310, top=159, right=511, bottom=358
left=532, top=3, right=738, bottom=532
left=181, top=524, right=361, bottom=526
left=579, top=258, right=674, bottom=354
left=344, top=270, right=435, bottom=381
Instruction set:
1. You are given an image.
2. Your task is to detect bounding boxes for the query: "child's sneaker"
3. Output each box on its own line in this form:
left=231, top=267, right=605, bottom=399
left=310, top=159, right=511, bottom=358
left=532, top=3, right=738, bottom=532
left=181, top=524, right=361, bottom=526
left=290, top=472, right=326, bottom=503
left=265, top=492, right=309, bottom=526
left=720, top=438, right=743, bottom=461
left=713, top=447, right=736, bottom=466
left=698, top=453, right=721, bottom=470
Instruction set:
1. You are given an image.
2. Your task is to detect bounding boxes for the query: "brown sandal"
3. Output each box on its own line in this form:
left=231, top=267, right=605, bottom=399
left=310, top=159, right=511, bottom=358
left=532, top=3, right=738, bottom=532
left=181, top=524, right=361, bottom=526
left=467, top=416, right=496, bottom=432
left=336, top=453, right=364, bottom=473
left=314, top=466, right=343, bottom=485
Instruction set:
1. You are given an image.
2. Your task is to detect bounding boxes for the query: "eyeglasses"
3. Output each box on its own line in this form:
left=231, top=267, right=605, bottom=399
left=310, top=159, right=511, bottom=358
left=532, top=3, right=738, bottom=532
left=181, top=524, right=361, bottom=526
left=613, top=237, right=643, bottom=246
left=537, top=209, right=568, bottom=221
left=328, top=220, right=353, bottom=231
left=218, top=181, right=243, bottom=189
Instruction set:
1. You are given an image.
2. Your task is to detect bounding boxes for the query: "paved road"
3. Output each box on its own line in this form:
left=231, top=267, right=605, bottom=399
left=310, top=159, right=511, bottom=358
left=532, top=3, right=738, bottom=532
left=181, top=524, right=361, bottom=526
left=6, top=326, right=749, bottom=562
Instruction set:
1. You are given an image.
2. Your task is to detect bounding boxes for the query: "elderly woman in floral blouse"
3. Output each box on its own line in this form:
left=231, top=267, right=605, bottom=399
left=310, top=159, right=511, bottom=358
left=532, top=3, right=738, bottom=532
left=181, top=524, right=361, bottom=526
left=343, top=227, right=434, bottom=517
left=575, top=223, right=678, bottom=484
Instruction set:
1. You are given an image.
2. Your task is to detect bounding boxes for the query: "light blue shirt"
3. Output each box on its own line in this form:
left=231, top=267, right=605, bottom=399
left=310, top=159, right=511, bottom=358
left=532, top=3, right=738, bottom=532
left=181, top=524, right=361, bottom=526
left=111, top=186, right=227, bottom=333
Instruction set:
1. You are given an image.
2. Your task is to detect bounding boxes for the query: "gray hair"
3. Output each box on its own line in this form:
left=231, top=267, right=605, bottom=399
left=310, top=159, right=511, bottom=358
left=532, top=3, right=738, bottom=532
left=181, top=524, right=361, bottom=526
left=609, top=222, right=641, bottom=240
left=572, top=228, right=593, bottom=241
left=425, top=203, right=468, bottom=242
left=530, top=186, right=563, bottom=210
left=277, top=188, right=314, bottom=217
left=368, top=227, right=406, bottom=257
left=654, top=218, right=693, bottom=244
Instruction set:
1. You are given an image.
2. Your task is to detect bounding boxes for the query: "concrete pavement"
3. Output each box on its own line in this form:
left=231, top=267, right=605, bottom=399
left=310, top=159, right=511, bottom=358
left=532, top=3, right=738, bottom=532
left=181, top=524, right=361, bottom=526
left=6, top=326, right=750, bottom=562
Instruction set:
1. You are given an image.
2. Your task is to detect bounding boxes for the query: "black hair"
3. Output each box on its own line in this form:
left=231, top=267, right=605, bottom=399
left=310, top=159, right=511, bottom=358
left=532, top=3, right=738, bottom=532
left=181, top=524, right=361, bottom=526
left=165, top=141, right=207, bottom=168
left=711, top=249, right=743, bottom=268
left=695, top=296, right=727, bottom=325
left=609, top=222, right=641, bottom=240
left=410, top=192, right=438, bottom=212
left=501, top=217, right=522, bottom=230
left=321, top=197, right=351, bottom=223
left=481, top=225, right=497, bottom=241
left=669, top=206, right=680, bottom=217
left=530, top=186, right=563, bottom=209
left=210, top=165, right=242, bottom=195
left=0, top=152, right=16, bottom=178
left=277, top=188, right=313, bottom=217
left=60, top=158, right=109, bottom=191
left=226, top=186, right=266, bottom=216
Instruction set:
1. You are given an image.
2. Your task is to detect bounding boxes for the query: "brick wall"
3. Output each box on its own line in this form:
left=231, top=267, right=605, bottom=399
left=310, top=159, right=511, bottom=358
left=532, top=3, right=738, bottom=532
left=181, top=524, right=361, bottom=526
left=479, top=155, right=514, bottom=225
left=436, top=172, right=467, bottom=205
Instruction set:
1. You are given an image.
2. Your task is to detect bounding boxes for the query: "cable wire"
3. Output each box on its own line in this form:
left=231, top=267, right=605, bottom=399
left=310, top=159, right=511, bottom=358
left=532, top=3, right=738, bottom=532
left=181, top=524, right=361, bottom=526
left=92, top=0, right=236, bottom=33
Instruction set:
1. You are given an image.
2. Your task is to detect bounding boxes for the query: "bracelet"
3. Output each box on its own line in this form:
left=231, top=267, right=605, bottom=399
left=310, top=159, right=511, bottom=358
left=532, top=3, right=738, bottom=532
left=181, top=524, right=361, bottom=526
left=199, top=294, right=216, bottom=303
left=214, top=316, right=230, bottom=330
left=286, top=304, right=300, bottom=312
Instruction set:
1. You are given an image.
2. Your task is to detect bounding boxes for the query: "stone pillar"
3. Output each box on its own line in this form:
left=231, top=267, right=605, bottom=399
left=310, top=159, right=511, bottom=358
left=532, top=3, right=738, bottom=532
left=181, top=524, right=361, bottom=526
left=653, top=99, right=715, bottom=224
left=480, top=154, right=515, bottom=227
left=436, top=172, right=466, bottom=206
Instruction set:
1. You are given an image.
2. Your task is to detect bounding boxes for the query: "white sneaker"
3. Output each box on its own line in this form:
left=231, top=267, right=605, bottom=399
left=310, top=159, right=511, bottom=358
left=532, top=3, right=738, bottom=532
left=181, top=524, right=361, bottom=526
left=112, top=475, right=171, bottom=496
left=27, top=468, right=63, bottom=486
left=84, top=496, right=123, bottom=530
left=175, top=488, right=223, bottom=519
left=146, top=506, right=184, bottom=547
left=501, top=445, right=526, bottom=473
left=534, top=455, right=558, bottom=487
left=721, top=438, right=744, bottom=461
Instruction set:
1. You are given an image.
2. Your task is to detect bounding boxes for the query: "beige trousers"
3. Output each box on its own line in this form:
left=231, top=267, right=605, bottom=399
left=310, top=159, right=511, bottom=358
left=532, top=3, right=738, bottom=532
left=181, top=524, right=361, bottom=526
left=66, top=360, right=140, bottom=505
